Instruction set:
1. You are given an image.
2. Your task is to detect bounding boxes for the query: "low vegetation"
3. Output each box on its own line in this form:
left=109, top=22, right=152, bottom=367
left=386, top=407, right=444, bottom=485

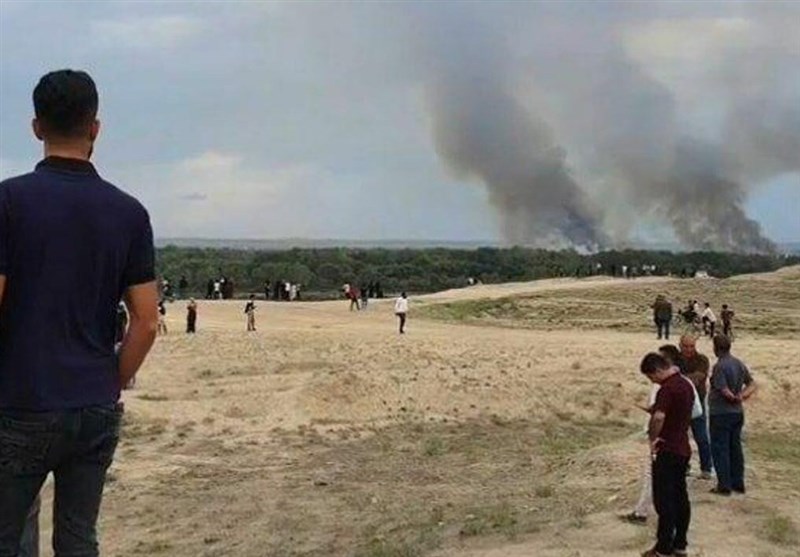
left=420, top=267, right=800, bottom=337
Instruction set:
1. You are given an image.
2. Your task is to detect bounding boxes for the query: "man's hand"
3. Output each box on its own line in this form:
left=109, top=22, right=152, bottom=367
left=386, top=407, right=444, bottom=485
left=650, top=438, right=663, bottom=459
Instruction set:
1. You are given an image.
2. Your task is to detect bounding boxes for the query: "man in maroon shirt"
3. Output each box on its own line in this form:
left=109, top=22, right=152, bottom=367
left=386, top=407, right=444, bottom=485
left=639, top=352, right=694, bottom=557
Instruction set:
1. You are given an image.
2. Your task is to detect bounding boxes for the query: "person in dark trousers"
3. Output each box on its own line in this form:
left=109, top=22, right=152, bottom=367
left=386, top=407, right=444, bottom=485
left=677, top=336, right=713, bottom=479
left=360, top=284, right=369, bottom=310
left=206, top=278, right=214, bottom=300
left=0, top=69, right=158, bottom=557
left=394, top=292, right=409, bottom=334
left=264, top=280, right=270, bottom=300
left=186, top=299, right=198, bottom=334
left=652, top=295, right=673, bottom=340
left=639, top=352, right=694, bottom=557
left=244, top=295, right=257, bottom=332
left=720, top=304, right=735, bottom=338
left=708, top=334, right=757, bottom=496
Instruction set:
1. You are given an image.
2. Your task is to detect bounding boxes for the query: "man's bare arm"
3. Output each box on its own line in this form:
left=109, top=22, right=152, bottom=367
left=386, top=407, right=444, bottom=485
left=0, top=275, right=6, bottom=305
left=648, top=410, right=666, bottom=455
left=741, top=380, right=758, bottom=401
left=119, top=281, right=159, bottom=387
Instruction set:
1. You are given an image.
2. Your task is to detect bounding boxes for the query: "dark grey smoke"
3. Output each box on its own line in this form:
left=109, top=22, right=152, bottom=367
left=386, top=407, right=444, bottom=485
left=402, top=2, right=797, bottom=253
left=512, top=5, right=793, bottom=253
left=414, top=6, right=607, bottom=249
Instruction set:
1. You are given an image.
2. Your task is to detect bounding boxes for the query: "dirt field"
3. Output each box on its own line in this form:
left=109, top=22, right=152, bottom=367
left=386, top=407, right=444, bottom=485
left=38, top=267, right=800, bottom=556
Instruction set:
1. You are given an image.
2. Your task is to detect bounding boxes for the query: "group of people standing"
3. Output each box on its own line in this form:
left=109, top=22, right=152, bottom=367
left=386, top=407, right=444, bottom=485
left=628, top=334, right=757, bottom=557
left=265, top=280, right=301, bottom=301
left=652, top=296, right=736, bottom=340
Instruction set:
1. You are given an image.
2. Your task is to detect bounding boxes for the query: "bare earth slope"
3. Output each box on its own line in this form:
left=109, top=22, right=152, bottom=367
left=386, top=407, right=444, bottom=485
left=35, top=267, right=800, bottom=556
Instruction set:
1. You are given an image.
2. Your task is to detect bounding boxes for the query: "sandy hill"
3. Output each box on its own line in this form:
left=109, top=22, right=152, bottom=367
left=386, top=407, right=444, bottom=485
left=34, top=267, right=800, bottom=556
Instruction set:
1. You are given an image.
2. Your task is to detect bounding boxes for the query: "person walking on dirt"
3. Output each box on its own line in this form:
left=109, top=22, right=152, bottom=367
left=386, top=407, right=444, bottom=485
left=186, top=299, right=198, bottom=333
left=638, top=353, right=694, bottom=557
left=394, top=292, right=409, bottom=334
left=709, top=335, right=757, bottom=496
left=652, top=295, right=673, bottom=340
left=721, top=304, right=735, bottom=338
left=244, top=295, right=257, bottom=332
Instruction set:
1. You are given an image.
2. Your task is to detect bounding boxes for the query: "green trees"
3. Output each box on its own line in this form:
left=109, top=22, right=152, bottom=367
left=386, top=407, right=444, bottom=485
left=154, top=246, right=799, bottom=299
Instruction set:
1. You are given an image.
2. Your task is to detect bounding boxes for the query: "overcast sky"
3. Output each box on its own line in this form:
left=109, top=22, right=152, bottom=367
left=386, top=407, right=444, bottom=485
left=1, top=0, right=797, bottom=243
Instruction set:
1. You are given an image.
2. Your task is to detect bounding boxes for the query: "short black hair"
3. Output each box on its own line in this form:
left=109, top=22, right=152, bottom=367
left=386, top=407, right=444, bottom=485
left=658, top=344, right=680, bottom=365
left=33, top=69, right=98, bottom=138
left=713, top=334, right=732, bottom=355
left=640, top=352, right=669, bottom=375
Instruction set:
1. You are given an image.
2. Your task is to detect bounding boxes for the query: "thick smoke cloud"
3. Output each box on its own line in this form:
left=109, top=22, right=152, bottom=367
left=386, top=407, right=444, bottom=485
left=405, top=2, right=797, bottom=252
left=415, top=7, right=607, bottom=249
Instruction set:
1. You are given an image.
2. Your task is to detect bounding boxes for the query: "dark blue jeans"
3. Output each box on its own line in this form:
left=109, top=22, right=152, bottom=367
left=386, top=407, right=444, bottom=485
left=0, top=404, right=122, bottom=557
left=690, top=401, right=713, bottom=473
left=710, top=412, right=745, bottom=492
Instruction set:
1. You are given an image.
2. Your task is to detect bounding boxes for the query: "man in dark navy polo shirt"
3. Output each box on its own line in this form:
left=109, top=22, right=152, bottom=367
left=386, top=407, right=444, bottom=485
left=0, top=70, right=159, bottom=557
left=639, top=352, right=694, bottom=557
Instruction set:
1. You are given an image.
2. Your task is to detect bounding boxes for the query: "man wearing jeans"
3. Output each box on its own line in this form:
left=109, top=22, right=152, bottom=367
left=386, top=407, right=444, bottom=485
left=639, top=352, right=694, bottom=557
left=708, top=334, right=757, bottom=496
left=677, top=335, right=713, bottom=479
left=0, top=70, right=158, bottom=556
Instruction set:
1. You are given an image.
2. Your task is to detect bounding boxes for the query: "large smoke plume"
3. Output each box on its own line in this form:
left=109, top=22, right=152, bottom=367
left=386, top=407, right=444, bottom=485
left=407, top=2, right=798, bottom=252
left=417, top=8, right=607, bottom=249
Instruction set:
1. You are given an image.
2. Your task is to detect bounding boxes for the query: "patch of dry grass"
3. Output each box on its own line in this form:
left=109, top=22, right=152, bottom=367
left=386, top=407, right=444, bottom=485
left=420, top=269, right=800, bottom=337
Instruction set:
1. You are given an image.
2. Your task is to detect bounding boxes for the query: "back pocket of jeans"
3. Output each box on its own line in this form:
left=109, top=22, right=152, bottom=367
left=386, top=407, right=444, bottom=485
left=0, top=419, right=51, bottom=475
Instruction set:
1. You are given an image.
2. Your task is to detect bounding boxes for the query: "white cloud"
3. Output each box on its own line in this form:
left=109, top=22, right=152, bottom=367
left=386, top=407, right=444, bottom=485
left=91, top=15, right=203, bottom=50
left=179, top=151, right=243, bottom=172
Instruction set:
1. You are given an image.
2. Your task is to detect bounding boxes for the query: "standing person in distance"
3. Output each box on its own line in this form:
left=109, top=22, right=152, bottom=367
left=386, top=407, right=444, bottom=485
left=244, top=294, right=257, bottom=332
left=157, top=299, right=168, bottom=336
left=0, top=69, right=158, bottom=556
left=394, top=292, right=409, bottom=334
left=720, top=304, right=735, bottom=338
left=186, top=299, right=198, bottom=334
left=708, top=334, right=757, bottom=496
left=652, top=295, right=673, bottom=340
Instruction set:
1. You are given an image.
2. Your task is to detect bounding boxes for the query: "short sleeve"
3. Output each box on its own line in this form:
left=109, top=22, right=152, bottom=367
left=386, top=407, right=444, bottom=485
left=0, top=186, right=10, bottom=275
left=711, top=364, right=729, bottom=391
left=123, top=207, right=155, bottom=287
left=652, top=385, right=673, bottom=415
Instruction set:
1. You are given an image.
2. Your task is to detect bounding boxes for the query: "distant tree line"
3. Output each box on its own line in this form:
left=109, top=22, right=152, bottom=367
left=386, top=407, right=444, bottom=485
left=155, top=246, right=799, bottom=299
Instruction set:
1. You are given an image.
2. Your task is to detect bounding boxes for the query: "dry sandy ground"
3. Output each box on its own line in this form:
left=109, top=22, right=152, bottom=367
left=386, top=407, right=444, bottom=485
left=36, top=269, right=800, bottom=557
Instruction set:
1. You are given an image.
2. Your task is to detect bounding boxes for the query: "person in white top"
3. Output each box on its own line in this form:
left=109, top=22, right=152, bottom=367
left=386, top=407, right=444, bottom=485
left=701, top=303, right=717, bottom=337
left=394, top=292, right=409, bottom=334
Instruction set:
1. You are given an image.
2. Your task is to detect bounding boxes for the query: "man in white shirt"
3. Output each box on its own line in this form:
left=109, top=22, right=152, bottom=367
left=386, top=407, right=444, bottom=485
left=394, top=292, right=409, bottom=334
left=701, top=303, right=717, bottom=337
